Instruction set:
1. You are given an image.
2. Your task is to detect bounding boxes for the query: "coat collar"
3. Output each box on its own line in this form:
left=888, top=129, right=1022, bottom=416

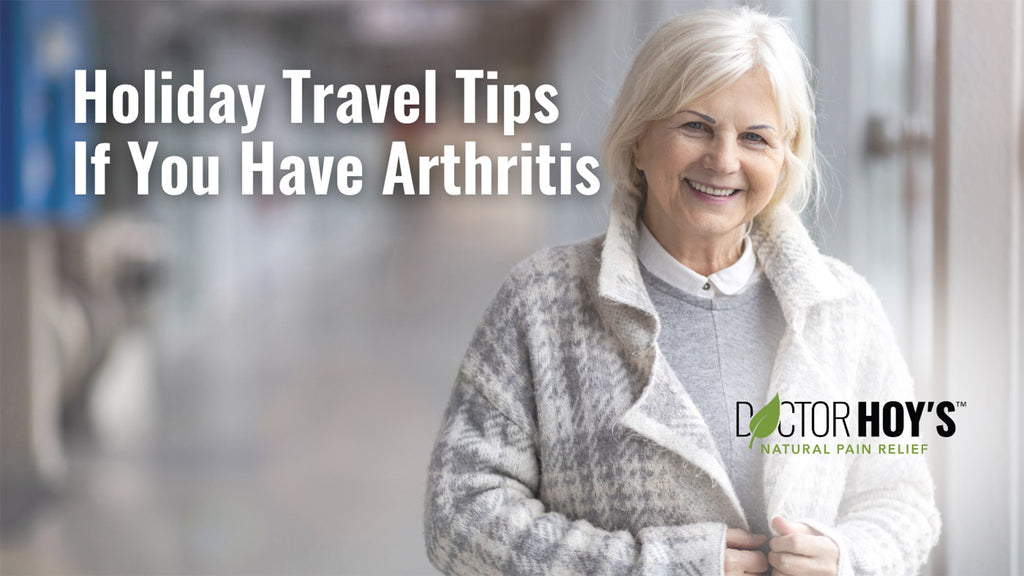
left=748, top=206, right=847, bottom=330
left=594, top=187, right=660, bottom=356
left=596, top=187, right=847, bottom=348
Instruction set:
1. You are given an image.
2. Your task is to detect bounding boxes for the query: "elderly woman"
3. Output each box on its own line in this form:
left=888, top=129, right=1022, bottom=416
left=425, top=7, right=940, bottom=576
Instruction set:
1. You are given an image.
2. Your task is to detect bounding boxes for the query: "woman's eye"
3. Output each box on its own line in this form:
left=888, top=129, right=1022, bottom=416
left=743, top=132, right=766, bottom=143
left=682, top=121, right=706, bottom=131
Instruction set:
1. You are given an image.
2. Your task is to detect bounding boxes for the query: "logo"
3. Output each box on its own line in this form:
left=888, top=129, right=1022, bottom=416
left=738, top=395, right=964, bottom=454
left=748, top=393, right=781, bottom=449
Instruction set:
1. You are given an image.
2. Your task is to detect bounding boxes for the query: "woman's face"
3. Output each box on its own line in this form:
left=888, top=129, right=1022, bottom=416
left=635, top=70, right=785, bottom=252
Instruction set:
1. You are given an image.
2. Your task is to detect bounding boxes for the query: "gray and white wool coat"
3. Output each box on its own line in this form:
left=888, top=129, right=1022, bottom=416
left=424, top=186, right=941, bottom=575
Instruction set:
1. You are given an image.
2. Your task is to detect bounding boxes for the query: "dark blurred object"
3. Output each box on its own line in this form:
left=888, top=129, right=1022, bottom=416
left=55, top=217, right=166, bottom=424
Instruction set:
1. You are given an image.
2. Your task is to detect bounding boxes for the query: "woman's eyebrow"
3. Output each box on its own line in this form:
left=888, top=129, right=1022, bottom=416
left=680, top=110, right=776, bottom=132
left=680, top=109, right=715, bottom=124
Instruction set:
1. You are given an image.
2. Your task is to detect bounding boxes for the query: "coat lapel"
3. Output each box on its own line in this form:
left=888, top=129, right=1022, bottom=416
left=750, top=208, right=852, bottom=524
left=593, top=188, right=745, bottom=523
left=618, top=350, right=748, bottom=525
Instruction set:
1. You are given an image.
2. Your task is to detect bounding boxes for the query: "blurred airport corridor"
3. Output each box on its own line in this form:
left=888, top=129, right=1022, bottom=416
left=2, top=186, right=598, bottom=573
left=2, top=1, right=610, bottom=571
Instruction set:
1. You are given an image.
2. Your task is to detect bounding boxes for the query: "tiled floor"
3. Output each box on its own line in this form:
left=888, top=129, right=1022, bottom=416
left=1, top=193, right=603, bottom=575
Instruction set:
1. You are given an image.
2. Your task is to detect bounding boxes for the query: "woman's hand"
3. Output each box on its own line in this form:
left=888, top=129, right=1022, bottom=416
left=724, top=528, right=769, bottom=575
left=768, top=517, right=840, bottom=576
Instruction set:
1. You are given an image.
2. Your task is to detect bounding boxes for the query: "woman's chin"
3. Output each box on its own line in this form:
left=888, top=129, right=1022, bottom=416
left=680, top=216, right=748, bottom=243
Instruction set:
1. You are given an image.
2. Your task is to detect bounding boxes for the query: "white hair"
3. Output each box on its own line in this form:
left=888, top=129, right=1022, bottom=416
left=604, top=6, right=819, bottom=221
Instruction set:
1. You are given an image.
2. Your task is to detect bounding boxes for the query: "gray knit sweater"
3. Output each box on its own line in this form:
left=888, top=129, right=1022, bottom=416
left=425, top=187, right=941, bottom=575
left=641, top=265, right=786, bottom=539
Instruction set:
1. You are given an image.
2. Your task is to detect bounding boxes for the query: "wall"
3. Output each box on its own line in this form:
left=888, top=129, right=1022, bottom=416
left=934, top=0, right=1023, bottom=573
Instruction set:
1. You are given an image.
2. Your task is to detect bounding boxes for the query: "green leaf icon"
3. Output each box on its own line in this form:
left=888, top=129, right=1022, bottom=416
left=749, top=393, right=781, bottom=449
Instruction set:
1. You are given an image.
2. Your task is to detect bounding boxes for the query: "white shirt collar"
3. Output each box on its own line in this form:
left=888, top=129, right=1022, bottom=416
left=637, top=220, right=760, bottom=299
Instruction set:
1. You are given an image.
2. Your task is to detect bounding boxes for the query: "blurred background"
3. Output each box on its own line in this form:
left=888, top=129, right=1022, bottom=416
left=1, top=1, right=1020, bottom=574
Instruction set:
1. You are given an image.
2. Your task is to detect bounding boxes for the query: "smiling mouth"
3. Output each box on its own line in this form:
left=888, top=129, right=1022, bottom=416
left=686, top=178, right=741, bottom=197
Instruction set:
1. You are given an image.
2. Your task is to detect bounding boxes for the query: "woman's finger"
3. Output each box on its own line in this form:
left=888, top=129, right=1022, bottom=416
left=769, top=551, right=816, bottom=575
left=724, top=548, right=768, bottom=574
left=771, top=533, right=810, bottom=554
left=772, top=516, right=820, bottom=536
left=726, top=527, right=769, bottom=550
left=770, top=533, right=839, bottom=558
left=769, top=549, right=839, bottom=576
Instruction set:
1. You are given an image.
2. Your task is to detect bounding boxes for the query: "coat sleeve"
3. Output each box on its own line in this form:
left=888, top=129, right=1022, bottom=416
left=806, top=284, right=941, bottom=576
left=424, top=272, right=728, bottom=576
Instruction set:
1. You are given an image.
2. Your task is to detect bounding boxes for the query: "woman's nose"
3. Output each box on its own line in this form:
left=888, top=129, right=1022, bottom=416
left=701, top=137, right=740, bottom=174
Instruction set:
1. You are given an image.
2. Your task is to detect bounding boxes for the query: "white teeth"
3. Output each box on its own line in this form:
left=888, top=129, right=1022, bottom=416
left=688, top=179, right=736, bottom=197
